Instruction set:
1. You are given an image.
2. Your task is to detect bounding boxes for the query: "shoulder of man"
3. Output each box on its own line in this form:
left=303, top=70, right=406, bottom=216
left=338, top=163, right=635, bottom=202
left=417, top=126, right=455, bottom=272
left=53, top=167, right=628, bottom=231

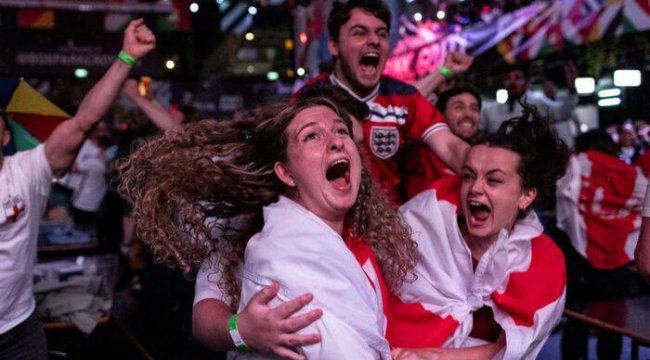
left=294, top=73, right=332, bottom=95
left=378, top=75, right=419, bottom=96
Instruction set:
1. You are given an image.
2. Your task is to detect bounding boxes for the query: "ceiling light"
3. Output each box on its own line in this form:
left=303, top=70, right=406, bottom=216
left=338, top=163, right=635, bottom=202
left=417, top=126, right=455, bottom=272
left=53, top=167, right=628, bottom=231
left=613, top=69, right=641, bottom=87
left=496, top=89, right=508, bottom=104
left=575, top=77, right=595, bottom=94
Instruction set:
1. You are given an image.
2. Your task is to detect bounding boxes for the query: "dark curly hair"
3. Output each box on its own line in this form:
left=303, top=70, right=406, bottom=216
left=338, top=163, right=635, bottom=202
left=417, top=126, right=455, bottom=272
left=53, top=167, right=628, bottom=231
left=117, top=96, right=416, bottom=308
left=328, top=0, right=391, bottom=42
left=472, top=102, right=569, bottom=212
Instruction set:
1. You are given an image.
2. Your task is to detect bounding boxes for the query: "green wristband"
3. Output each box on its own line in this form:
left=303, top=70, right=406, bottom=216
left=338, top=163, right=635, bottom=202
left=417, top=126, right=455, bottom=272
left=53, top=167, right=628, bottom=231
left=439, top=66, right=454, bottom=80
left=228, top=314, right=250, bottom=351
left=118, top=50, right=137, bottom=67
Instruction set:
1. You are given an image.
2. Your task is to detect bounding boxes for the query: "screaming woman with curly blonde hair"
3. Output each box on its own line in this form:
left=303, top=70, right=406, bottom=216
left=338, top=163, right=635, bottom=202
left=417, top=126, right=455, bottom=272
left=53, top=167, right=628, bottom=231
left=117, top=96, right=417, bottom=358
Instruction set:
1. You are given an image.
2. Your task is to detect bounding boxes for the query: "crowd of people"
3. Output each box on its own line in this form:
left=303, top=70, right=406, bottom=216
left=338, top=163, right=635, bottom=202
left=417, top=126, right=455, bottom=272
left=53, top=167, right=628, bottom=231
left=2, top=0, right=650, bottom=359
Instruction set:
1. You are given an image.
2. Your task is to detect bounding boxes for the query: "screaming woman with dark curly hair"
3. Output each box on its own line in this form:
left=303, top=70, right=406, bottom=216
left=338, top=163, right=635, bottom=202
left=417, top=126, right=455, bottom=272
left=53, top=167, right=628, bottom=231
left=392, top=103, right=570, bottom=360
left=117, top=96, right=418, bottom=359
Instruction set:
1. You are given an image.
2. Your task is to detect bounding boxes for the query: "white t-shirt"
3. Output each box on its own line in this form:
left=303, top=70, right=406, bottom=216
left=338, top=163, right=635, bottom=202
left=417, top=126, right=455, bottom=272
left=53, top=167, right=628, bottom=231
left=480, top=91, right=579, bottom=143
left=195, top=197, right=390, bottom=359
left=0, top=145, right=52, bottom=334
left=194, top=254, right=233, bottom=307
left=64, top=140, right=108, bottom=212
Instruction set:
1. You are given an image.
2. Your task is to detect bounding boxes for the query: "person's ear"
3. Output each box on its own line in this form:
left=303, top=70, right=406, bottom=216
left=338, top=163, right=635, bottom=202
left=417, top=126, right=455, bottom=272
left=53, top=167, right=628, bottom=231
left=518, top=187, right=537, bottom=212
left=274, top=161, right=296, bottom=187
left=328, top=38, right=340, bottom=58
left=2, top=130, right=11, bottom=148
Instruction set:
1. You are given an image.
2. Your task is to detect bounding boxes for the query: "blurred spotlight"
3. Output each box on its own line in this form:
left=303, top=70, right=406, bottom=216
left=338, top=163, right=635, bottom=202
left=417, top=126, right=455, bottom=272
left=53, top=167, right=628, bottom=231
left=247, top=65, right=255, bottom=73
left=413, top=12, right=423, bottom=21
left=248, top=6, right=258, bottom=15
left=597, top=88, right=621, bottom=98
left=165, top=60, right=176, bottom=70
left=598, top=98, right=621, bottom=107
left=299, top=32, right=308, bottom=44
left=284, top=39, right=294, bottom=51
left=436, top=10, right=445, bottom=19
left=286, top=69, right=295, bottom=77
left=267, top=71, right=279, bottom=81
left=74, top=68, right=88, bottom=78
left=296, top=67, right=305, bottom=76
left=575, top=77, right=595, bottom=94
left=614, top=69, right=641, bottom=87
left=496, top=89, right=508, bottom=104
left=190, top=2, right=199, bottom=13
left=245, top=32, right=255, bottom=41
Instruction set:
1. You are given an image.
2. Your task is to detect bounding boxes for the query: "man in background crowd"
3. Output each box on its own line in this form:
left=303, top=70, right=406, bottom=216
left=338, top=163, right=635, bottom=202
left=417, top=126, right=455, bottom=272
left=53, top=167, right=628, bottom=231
left=0, top=19, right=155, bottom=358
left=295, top=0, right=469, bottom=204
left=481, top=62, right=578, bottom=145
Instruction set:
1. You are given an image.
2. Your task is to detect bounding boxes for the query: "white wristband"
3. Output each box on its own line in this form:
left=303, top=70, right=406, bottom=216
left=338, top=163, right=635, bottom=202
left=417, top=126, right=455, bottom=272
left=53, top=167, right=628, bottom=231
left=228, top=314, right=249, bottom=351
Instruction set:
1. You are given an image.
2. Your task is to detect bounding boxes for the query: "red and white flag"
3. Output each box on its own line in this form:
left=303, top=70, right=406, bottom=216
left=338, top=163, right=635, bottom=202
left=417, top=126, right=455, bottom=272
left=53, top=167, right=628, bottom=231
left=557, top=150, right=647, bottom=270
left=393, top=176, right=566, bottom=359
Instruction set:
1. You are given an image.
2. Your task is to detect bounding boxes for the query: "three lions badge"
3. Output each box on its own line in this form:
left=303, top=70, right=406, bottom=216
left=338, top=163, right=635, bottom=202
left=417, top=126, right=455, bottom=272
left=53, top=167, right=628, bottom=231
left=370, top=127, right=399, bottom=159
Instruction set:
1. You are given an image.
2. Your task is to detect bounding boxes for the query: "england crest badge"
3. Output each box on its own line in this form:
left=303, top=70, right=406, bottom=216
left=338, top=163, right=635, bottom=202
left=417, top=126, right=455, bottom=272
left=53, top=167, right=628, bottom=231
left=370, top=126, right=399, bottom=159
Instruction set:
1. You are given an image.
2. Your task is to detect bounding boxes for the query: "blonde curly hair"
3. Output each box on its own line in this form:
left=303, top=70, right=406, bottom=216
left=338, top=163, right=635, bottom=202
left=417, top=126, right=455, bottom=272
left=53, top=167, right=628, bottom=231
left=117, top=97, right=416, bottom=308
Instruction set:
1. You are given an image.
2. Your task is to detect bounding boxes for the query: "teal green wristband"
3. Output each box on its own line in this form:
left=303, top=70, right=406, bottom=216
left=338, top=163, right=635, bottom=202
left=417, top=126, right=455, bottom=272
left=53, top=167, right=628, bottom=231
left=118, top=50, right=137, bottom=67
left=228, top=314, right=250, bottom=351
left=439, top=66, right=454, bottom=80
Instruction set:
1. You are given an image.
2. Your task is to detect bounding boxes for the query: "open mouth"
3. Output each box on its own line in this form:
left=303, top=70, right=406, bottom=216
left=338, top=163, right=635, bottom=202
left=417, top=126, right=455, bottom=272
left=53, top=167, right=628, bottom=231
left=360, top=53, right=380, bottom=68
left=326, top=159, right=351, bottom=189
left=468, top=200, right=491, bottom=223
left=457, top=119, right=477, bottom=129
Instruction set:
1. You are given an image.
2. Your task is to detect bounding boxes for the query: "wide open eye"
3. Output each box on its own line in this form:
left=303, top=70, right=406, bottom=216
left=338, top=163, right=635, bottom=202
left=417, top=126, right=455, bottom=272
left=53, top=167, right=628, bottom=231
left=336, top=127, right=350, bottom=137
left=304, top=132, right=318, bottom=141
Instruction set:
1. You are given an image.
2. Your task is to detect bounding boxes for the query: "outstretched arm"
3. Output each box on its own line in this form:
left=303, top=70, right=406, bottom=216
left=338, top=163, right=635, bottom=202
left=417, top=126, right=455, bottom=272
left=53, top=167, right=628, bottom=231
left=45, top=18, right=155, bottom=177
left=415, top=52, right=474, bottom=97
left=122, top=79, right=183, bottom=132
left=425, top=129, right=470, bottom=173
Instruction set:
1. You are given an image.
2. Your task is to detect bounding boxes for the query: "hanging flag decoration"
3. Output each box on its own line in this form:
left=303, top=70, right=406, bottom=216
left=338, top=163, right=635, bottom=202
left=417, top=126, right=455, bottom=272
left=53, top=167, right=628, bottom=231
left=497, top=0, right=646, bottom=63
left=17, top=8, right=55, bottom=29
left=623, top=0, right=650, bottom=32
left=497, top=3, right=564, bottom=63
left=0, top=78, right=70, bottom=154
left=384, top=2, right=545, bottom=83
left=157, top=0, right=192, bottom=32
left=375, top=0, right=650, bottom=82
